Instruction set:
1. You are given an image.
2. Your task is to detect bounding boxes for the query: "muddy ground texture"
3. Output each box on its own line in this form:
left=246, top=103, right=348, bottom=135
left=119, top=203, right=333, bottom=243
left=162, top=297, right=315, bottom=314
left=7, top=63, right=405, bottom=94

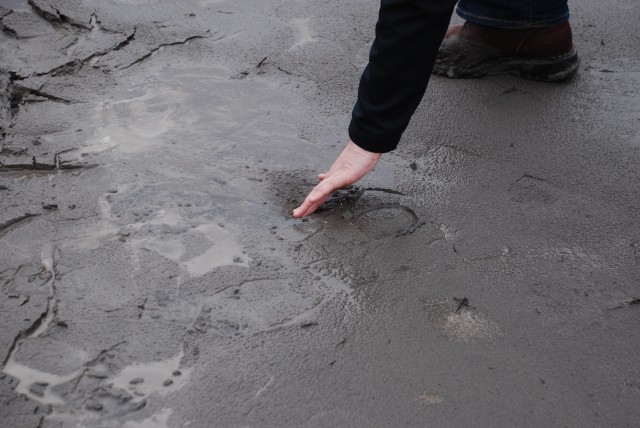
left=1, top=0, right=639, bottom=427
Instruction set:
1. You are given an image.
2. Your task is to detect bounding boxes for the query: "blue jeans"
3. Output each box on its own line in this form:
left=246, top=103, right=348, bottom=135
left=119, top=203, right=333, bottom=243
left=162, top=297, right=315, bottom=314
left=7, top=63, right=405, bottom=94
left=456, top=0, right=570, bottom=29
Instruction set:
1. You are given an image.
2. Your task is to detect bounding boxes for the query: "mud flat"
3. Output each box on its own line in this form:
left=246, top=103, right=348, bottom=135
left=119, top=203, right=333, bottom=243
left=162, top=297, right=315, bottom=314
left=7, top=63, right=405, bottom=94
left=1, top=0, right=639, bottom=427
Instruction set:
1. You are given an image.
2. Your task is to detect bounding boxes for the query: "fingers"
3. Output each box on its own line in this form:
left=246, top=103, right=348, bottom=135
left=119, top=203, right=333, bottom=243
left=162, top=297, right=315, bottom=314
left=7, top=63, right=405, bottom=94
left=292, top=177, right=337, bottom=218
left=292, top=195, right=328, bottom=218
left=308, top=178, right=337, bottom=203
left=292, top=189, right=320, bottom=218
left=292, top=193, right=328, bottom=218
left=318, top=173, right=327, bottom=180
left=292, top=201, right=311, bottom=218
left=304, top=199, right=327, bottom=217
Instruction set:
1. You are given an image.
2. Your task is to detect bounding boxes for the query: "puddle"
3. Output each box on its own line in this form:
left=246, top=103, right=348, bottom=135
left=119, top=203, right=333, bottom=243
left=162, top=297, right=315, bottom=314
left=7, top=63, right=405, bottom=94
left=60, top=193, right=120, bottom=250
left=3, top=55, right=348, bottom=423
left=62, top=189, right=251, bottom=276
left=31, top=243, right=57, bottom=337
left=25, top=348, right=193, bottom=426
left=131, top=223, right=249, bottom=276
left=145, top=208, right=183, bottom=227
left=129, top=208, right=250, bottom=276
left=79, top=62, right=307, bottom=162
left=133, top=236, right=186, bottom=261
left=111, top=350, right=192, bottom=403
left=3, top=360, right=83, bottom=405
left=1, top=244, right=65, bottom=405
left=181, top=224, right=249, bottom=275
left=80, top=89, right=189, bottom=156
left=122, top=408, right=173, bottom=428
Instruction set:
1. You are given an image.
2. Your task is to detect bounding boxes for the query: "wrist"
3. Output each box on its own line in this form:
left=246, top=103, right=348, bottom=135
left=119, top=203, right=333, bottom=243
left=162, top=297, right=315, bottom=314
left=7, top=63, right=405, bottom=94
left=346, top=140, right=382, bottom=158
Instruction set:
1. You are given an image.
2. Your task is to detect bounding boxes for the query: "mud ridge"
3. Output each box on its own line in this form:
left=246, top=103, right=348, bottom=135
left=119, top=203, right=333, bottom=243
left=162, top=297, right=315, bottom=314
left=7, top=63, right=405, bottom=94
left=1, top=265, right=23, bottom=292
left=363, top=187, right=405, bottom=196
left=0, top=22, right=18, bottom=38
left=514, top=173, right=549, bottom=184
left=27, top=0, right=91, bottom=30
left=2, top=245, right=58, bottom=367
left=11, top=84, right=77, bottom=106
left=1, top=70, right=17, bottom=128
left=110, top=27, right=137, bottom=52
left=0, top=213, right=38, bottom=238
left=0, top=152, right=96, bottom=174
left=0, top=7, right=11, bottom=20
left=84, top=341, right=127, bottom=367
left=7, top=26, right=136, bottom=81
left=120, top=31, right=214, bottom=70
left=2, top=306, right=49, bottom=366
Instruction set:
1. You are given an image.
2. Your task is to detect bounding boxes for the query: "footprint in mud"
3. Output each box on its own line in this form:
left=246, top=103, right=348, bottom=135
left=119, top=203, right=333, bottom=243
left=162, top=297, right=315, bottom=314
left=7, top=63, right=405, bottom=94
left=269, top=170, right=421, bottom=239
left=191, top=274, right=356, bottom=335
left=315, top=187, right=363, bottom=213
left=317, top=187, right=420, bottom=239
left=353, top=203, right=419, bottom=240
left=510, top=174, right=561, bottom=205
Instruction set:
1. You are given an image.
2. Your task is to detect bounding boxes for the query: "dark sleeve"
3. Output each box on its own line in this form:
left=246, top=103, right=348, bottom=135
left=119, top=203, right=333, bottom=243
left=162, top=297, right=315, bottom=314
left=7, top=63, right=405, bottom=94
left=349, top=0, right=457, bottom=153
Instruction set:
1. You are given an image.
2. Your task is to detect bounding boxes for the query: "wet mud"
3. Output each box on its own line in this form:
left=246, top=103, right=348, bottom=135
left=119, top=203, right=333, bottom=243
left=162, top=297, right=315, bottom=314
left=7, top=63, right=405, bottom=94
left=1, top=0, right=640, bottom=427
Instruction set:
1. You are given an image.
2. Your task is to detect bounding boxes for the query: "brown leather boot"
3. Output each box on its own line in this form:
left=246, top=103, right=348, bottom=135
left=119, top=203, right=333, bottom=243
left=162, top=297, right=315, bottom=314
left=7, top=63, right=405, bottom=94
left=432, top=21, right=579, bottom=82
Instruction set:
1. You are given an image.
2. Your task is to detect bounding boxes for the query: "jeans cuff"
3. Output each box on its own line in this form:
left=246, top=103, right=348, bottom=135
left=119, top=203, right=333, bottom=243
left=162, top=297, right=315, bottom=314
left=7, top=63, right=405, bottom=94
left=456, top=5, right=570, bottom=29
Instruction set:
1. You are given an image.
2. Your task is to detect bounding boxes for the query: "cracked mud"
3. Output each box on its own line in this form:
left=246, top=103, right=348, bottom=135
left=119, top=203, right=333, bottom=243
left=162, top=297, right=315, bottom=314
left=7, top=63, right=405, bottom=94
left=1, top=0, right=639, bottom=427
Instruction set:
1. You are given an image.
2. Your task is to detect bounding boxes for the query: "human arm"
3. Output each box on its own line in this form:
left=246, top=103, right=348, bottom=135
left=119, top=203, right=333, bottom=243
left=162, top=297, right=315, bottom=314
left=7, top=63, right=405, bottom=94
left=293, top=0, right=457, bottom=217
left=349, top=0, right=458, bottom=152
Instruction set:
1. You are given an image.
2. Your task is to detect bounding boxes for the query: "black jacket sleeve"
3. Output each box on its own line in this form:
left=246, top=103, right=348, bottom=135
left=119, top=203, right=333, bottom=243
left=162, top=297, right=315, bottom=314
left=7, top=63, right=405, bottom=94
left=349, top=0, right=457, bottom=153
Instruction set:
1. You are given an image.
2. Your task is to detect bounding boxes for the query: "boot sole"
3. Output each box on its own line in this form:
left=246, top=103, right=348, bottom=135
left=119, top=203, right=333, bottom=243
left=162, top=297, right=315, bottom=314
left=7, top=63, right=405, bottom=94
left=432, top=49, right=579, bottom=82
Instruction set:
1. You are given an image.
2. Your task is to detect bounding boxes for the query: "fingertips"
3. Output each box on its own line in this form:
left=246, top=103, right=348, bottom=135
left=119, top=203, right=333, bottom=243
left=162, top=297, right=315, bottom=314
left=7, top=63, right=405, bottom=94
left=292, top=199, right=311, bottom=218
left=293, top=205, right=310, bottom=218
left=293, top=175, right=334, bottom=217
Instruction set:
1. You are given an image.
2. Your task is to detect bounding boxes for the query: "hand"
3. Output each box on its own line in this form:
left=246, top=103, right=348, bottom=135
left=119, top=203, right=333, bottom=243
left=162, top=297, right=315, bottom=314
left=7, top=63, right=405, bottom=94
left=292, top=141, right=382, bottom=218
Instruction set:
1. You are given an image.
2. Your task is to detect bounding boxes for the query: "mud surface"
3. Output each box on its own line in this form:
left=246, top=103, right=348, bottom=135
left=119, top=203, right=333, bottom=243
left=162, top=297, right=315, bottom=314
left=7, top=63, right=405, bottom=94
left=1, top=0, right=639, bottom=427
